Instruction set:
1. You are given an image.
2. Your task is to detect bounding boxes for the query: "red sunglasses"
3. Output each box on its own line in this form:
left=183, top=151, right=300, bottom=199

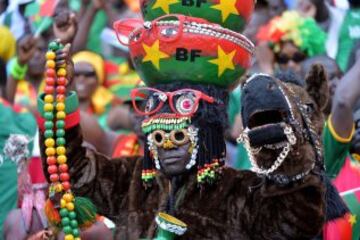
left=113, top=14, right=210, bottom=46
left=131, top=87, right=219, bottom=117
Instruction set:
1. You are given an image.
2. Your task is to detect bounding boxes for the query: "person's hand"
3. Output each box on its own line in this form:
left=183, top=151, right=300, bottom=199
left=54, top=42, right=75, bottom=92
left=17, top=35, right=37, bottom=66
left=255, top=42, right=275, bottom=75
left=26, top=230, right=53, bottom=240
left=53, top=10, right=77, bottom=45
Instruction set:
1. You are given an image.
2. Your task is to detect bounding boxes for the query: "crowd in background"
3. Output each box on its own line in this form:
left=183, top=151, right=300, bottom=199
left=0, top=0, right=360, bottom=239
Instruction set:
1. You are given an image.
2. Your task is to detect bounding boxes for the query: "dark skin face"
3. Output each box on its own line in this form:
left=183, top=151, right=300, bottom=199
left=74, top=62, right=98, bottom=101
left=277, top=42, right=305, bottom=75
left=322, top=60, right=342, bottom=115
left=157, top=141, right=192, bottom=176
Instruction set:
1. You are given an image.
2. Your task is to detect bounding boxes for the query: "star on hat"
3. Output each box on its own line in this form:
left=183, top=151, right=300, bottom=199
left=142, top=40, right=169, bottom=70
left=211, top=0, right=239, bottom=22
left=152, top=0, right=178, bottom=14
left=208, top=46, right=236, bottom=77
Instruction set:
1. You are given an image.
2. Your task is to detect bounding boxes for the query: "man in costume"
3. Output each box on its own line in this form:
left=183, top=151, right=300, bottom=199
left=38, top=55, right=348, bottom=239
left=38, top=1, right=347, bottom=239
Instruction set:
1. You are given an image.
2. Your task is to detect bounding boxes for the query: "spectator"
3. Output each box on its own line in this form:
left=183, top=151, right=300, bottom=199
left=256, top=11, right=327, bottom=75
left=335, top=0, right=360, bottom=71
left=322, top=56, right=360, bottom=239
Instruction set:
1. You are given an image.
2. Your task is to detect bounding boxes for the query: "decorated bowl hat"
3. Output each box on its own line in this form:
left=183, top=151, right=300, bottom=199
left=113, top=15, right=254, bottom=89
left=140, top=0, right=255, bottom=33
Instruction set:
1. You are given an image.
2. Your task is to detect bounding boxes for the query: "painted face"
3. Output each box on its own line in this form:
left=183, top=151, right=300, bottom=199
left=276, top=42, right=306, bottom=75
left=74, top=62, right=98, bottom=101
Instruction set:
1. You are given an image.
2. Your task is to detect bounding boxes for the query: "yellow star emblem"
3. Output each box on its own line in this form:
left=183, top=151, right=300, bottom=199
left=208, top=46, right=236, bottom=77
left=142, top=40, right=169, bottom=70
left=211, top=0, right=239, bottom=22
left=349, top=214, right=357, bottom=226
left=152, top=0, right=178, bottom=14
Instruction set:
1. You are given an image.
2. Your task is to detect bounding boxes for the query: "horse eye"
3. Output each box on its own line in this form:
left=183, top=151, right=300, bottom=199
left=304, top=103, right=315, bottom=114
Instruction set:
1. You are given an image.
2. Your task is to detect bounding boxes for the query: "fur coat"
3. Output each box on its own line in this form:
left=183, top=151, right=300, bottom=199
left=40, top=125, right=325, bottom=240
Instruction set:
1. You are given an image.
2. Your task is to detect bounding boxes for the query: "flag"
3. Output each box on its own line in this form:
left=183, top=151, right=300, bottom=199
left=25, top=0, right=56, bottom=36
left=324, top=188, right=360, bottom=240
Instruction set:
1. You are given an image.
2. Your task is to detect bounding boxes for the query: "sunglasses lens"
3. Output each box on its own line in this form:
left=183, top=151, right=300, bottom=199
left=170, top=129, right=189, bottom=145
left=276, top=54, right=289, bottom=64
left=132, top=89, right=164, bottom=115
left=292, top=52, right=306, bottom=63
left=172, top=90, right=198, bottom=116
left=152, top=130, right=165, bottom=147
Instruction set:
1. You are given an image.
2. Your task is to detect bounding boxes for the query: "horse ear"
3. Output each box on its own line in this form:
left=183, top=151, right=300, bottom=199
left=305, top=64, right=329, bottom=110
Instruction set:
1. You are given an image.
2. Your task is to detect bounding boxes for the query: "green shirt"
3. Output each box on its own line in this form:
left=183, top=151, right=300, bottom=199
left=336, top=8, right=360, bottom=72
left=0, top=99, right=36, bottom=239
left=323, top=118, right=353, bottom=178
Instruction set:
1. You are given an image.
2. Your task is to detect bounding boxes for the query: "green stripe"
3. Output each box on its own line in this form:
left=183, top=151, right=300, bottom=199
left=38, top=91, right=79, bottom=117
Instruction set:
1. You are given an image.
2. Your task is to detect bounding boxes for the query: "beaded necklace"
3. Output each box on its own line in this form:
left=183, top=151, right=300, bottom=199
left=44, top=41, right=80, bottom=240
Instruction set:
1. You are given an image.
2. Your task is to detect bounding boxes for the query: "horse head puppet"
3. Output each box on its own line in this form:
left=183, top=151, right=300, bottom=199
left=239, top=65, right=347, bottom=221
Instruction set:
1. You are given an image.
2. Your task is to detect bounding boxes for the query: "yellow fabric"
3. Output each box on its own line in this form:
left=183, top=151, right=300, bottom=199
left=328, top=115, right=355, bottom=143
left=91, top=86, right=114, bottom=115
left=72, top=51, right=105, bottom=84
left=15, top=80, right=37, bottom=107
left=72, top=51, right=113, bottom=115
left=352, top=153, right=360, bottom=162
left=0, top=26, right=16, bottom=62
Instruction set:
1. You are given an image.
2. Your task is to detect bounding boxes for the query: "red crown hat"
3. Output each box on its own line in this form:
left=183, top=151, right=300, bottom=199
left=140, top=0, right=255, bottom=33
left=113, top=15, right=254, bottom=89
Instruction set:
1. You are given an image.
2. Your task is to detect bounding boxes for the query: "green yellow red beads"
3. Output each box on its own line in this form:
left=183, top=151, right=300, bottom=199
left=44, top=41, right=80, bottom=239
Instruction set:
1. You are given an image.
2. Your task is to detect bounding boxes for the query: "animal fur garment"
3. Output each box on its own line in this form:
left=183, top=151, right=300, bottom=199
left=40, top=125, right=325, bottom=239
left=37, top=72, right=336, bottom=239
